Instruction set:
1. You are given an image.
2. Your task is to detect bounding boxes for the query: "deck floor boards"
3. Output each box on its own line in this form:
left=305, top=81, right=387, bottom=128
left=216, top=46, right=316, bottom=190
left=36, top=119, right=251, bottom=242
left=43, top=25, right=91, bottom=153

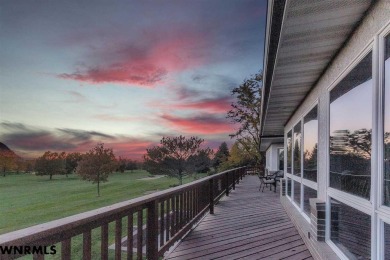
left=165, top=175, right=312, bottom=260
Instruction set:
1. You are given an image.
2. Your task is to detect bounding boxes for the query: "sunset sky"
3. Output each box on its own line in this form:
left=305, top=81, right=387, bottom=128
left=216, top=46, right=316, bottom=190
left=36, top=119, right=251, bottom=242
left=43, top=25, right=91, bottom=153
left=0, top=0, right=267, bottom=160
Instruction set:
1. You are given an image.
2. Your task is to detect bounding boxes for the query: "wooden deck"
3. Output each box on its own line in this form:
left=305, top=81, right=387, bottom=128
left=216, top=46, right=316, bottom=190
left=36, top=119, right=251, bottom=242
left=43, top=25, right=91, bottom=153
left=165, top=176, right=313, bottom=260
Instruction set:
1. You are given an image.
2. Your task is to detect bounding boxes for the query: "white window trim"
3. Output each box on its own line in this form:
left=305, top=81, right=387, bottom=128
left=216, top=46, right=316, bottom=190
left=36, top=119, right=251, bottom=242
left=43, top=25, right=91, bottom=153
left=325, top=40, right=375, bottom=260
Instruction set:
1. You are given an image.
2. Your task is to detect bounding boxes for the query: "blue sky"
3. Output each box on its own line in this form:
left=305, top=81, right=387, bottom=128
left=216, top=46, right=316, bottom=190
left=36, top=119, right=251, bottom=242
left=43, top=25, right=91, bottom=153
left=0, top=0, right=267, bottom=159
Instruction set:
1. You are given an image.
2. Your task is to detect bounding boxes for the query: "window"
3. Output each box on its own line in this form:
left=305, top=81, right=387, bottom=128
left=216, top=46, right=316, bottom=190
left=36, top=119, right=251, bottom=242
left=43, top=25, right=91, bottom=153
left=384, top=34, right=390, bottom=206
left=293, top=123, right=301, bottom=176
left=303, top=106, right=318, bottom=182
left=330, top=199, right=371, bottom=259
left=293, top=180, right=301, bottom=206
left=385, top=222, right=390, bottom=260
left=303, top=186, right=317, bottom=217
left=287, top=130, right=292, bottom=173
left=329, top=52, right=372, bottom=199
left=278, top=148, right=284, bottom=171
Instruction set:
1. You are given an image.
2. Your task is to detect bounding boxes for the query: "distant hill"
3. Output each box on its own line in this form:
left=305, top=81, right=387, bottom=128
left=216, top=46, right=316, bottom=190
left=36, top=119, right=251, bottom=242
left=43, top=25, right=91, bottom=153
left=0, top=142, right=20, bottom=158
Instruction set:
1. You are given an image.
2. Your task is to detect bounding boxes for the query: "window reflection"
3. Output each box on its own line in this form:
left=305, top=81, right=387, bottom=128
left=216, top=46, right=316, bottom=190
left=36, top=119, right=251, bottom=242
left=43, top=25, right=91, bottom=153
left=385, top=222, right=390, bottom=260
left=329, top=52, right=372, bottom=199
left=293, top=180, right=301, bottom=206
left=384, top=34, right=390, bottom=206
left=303, top=106, right=318, bottom=182
left=303, top=186, right=317, bottom=217
left=278, top=148, right=284, bottom=171
left=287, top=131, right=292, bottom=173
left=293, top=123, right=301, bottom=176
left=331, top=199, right=371, bottom=259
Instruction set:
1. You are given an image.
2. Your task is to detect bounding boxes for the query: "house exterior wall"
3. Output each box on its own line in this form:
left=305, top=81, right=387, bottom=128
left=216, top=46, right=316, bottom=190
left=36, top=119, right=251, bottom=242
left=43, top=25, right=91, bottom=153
left=266, top=144, right=283, bottom=172
left=282, top=1, right=390, bottom=259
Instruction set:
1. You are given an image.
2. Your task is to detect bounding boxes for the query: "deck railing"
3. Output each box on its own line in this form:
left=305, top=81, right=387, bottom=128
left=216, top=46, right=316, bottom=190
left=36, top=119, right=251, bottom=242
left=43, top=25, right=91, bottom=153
left=0, top=167, right=246, bottom=260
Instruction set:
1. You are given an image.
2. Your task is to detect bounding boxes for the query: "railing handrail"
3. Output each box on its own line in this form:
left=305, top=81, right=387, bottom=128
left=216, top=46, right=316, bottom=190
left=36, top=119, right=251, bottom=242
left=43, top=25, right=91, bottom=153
left=0, top=166, right=246, bottom=247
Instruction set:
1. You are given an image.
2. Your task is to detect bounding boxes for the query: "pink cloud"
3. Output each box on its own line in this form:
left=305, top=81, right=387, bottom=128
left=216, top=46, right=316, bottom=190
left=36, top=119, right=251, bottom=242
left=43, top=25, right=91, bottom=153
left=171, top=97, right=232, bottom=113
left=162, top=114, right=234, bottom=134
left=58, top=30, right=208, bottom=87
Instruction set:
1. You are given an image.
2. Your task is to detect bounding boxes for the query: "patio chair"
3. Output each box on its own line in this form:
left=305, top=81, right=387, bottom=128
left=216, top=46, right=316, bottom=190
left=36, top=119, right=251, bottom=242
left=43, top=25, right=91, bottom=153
left=258, top=170, right=284, bottom=192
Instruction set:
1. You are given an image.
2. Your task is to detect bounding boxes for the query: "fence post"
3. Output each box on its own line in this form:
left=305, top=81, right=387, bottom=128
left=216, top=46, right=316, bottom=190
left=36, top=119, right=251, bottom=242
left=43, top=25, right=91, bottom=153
left=147, top=200, right=158, bottom=260
left=236, top=169, right=240, bottom=184
left=209, top=179, right=214, bottom=214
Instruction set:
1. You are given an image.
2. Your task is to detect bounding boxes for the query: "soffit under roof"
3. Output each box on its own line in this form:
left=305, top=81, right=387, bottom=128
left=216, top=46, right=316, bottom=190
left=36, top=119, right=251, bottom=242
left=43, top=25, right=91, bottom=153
left=261, top=0, right=374, bottom=140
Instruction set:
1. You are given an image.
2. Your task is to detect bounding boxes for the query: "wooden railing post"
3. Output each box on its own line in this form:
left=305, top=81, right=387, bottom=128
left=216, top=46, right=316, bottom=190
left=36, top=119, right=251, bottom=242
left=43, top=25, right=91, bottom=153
left=225, top=172, right=229, bottom=196
left=147, top=201, right=158, bottom=260
left=236, top=169, right=240, bottom=184
left=209, top=179, right=214, bottom=214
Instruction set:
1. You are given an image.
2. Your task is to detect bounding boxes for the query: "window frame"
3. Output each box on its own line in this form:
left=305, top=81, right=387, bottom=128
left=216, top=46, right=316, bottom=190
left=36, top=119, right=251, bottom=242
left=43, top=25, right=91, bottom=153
left=325, top=39, right=376, bottom=259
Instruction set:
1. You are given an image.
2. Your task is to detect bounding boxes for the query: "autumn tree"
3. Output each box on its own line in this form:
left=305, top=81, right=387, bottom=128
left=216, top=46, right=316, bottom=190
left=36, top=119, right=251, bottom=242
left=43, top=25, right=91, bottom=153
left=220, top=141, right=254, bottom=171
left=35, top=151, right=66, bottom=180
left=65, top=152, right=82, bottom=177
left=227, top=72, right=263, bottom=166
left=76, top=143, right=117, bottom=196
left=212, top=142, right=229, bottom=169
left=0, top=150, right=17, bottom=177
left=144, top=136, right=211, bottom=185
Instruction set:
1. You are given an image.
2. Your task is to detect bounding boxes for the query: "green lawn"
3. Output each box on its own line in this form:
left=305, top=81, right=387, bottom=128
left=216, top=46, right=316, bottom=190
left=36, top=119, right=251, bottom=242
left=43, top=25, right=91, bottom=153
left=0, top=170, right=205, bottom=235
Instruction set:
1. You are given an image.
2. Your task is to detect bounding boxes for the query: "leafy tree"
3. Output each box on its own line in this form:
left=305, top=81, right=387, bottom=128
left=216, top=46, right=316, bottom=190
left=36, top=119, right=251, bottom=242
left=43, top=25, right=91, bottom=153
left=144, top=136, right=211, bottom=185
left=220, top=141, right=254, bottom=170
left=76, top=143, right=117, bottom=196
left=227, top=72, right=262, bottom=166
left=188, top=148, right=213, bottom=173
left=117, top=157, right=127, bottom=173
left=0, top=150, right=17, bottom=177
left=126, top=160, right=138, bottom=172
left=212, top=142, right=229, bottom=169
left=65, top=152, right=82, bottom=177
left=35, top=151, right=66, bottom=180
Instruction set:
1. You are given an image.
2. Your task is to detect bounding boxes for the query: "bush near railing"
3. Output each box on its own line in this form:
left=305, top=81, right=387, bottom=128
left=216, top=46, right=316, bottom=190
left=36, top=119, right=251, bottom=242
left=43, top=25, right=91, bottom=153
left=0, top=167, right=247, bottom=260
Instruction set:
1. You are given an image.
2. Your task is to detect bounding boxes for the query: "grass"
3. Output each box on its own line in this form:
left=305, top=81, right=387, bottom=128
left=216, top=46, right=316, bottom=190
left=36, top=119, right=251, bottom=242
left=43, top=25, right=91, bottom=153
left=1, top=170, right=207, bottom=259
left=0, top=170, right=206, bottom=235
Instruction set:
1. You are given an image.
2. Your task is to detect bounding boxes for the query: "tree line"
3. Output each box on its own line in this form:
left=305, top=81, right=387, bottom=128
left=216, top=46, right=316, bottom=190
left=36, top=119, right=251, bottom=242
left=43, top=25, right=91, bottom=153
left=0, top=70, right=265, bottom=195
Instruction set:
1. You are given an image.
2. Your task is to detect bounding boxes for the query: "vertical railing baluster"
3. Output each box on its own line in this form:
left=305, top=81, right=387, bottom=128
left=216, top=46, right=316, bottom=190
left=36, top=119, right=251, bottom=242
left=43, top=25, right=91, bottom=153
left=195, top=187, right=199, bottom=214
left=115, top=219, right=122, bottom=260
left=180, top=193, right=184, bottom=228
left=146, top=201, right=158, bottom=260
left=166, top=197, right=170, bottom=242
left=160, top=200, right=164, bottom=247
left=127, top=214, right=133, bottom=260
left=233, top=170, right=236, bottom=190
left=225, top=172, right=229, bottom=196
left=137, top=210, right=143, bottom=260
left=209, top=179, right=214, bottom=214
left=101, top=223, right=108, bottom=260
left=172, top=196, right=176, bottom=236
left=83, top=231, right=91, bottom=260
left=33, top=253, right=44, bottom=260
left=175, top=195, right=179, bottom=233
left=62, top=239, right=71, bottom=260
left=190, top=189, right=193, bottom=219
left=183, top=191, right=188, bottom=222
